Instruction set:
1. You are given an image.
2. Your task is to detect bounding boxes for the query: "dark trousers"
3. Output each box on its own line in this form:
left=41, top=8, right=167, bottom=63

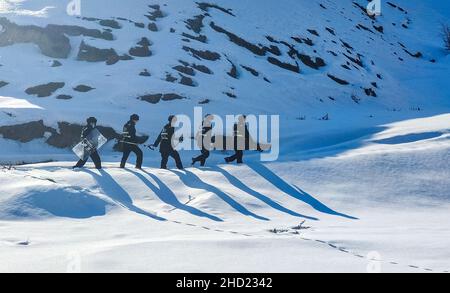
left=121, top=144, right=143, bottom=169
left=192, top=148, right=210, bottom=166
left=225, top=150, right=244, bottom=164
left=74, top=150, right=102, bottom=169
left=161, top=149, right=183, bottom=170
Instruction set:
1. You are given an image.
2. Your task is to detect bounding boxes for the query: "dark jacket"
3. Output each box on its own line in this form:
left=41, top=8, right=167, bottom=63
left=233, top=122, right=250, bottom=150
left=154, top=123, right=176, bottom=153
left=81, top=125, right=95, bottom=140
left=122, top=120, right=138, bottom=143
left=198, top=123, right=213, bottom=150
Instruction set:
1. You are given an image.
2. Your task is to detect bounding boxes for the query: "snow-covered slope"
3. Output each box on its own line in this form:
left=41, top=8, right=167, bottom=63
left=0, top=114, right=449, bottom=273
left=0, top=1, right=449, bottom=273
left=0, top=0, right=449, bottom=158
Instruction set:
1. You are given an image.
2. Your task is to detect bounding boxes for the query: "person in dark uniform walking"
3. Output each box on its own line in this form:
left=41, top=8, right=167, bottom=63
left=225, top=115, right=262, bottom=164
left=152, top=115, right=184, bottom=170
left=120, top=114, right=144, bottom=169
left=73, top=117, right=102, bottom=169
left=192, top=114, right=214, bottom=167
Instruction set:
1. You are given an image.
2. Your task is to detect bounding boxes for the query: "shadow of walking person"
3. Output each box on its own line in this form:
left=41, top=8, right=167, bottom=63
left=207, top=166, right=318, bottom=221
left=126, top=169, right=223, bottom=222
left=171, top=169, right=270, bottom=221
left=248, top=163, right=358, bottom=220
left=81, top=169, right=166, bottom=221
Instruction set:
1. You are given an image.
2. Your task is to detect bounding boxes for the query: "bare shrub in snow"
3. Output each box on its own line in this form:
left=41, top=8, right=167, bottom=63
left=291, top=221, right=311, bottom=231
left=1, top=164, right=15, bottom=172
left=443, top=24, right=450, bottom=52
left=268, top=228, right=289, bottom=234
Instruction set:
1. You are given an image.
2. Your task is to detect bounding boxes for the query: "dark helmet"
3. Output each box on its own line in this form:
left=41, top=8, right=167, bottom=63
left=87, top=117, right=97, bottom=124
left=130, top=114, right=140, bottom=121
left=168, top=115, right=176, bottom=122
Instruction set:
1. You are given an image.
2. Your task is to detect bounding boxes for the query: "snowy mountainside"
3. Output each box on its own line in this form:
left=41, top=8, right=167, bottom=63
left=0, top=114, right=449, bottom=272
left=0, top=0, right=449, bottom=159
left=0, top=1, right=449, bottom=273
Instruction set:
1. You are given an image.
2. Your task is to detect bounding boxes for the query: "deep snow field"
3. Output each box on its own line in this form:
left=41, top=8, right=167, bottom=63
left=0, top=0, right=449, bottom=272
left=0, top=113, right=449, bottom=273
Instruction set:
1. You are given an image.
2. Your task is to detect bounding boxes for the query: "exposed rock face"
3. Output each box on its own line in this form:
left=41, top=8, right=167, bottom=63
left=73, top=85, right=95, bottom=92
left=139, top=69, right=151, bottom=76
left=148, top=23, right=158, bottom=32
left=129, top=37, right=152, bottom=57
left=267, top=57, right=300, bottom=73
left=77, top=41, right=118, bottom=62
left=99, top=19, right=122, bottom=29
left=210, top=22, right=279, bottom=56
left=197, top=2, right=235, bottom=16
left=138, top=93, right=185, bottom=104
left=241, top=65, right=259, bottom=77
left=51, top=60, right=62, bottom=67
left=0, top=18, right=114, bottom=59
left=25, top=82, right=65, bottom=97
left=298, top=54, right=326, bottom=70
left=327, top=74, right=350, bottom=85
left=0, top=17, right=71, bottom=59
left=185, top=14, right=206, bottom=34
left=56, top=95, right=73, bottom=100
left=179, top=75, right=196, bottom=87
left=226, top=58, right=239, bottom=79
left=0, top=120, right=54, bottom=143
left=0, top=120, right=120, bottom=148
left=173, top=65, right=195, bottom=76
left=182, top=46, right=221, bottom=61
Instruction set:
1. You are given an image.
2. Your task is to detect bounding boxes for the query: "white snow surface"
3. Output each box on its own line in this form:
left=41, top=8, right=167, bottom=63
left=0, top=113, right=449, bottom=273
left=0, top=0, right=449, bottom=272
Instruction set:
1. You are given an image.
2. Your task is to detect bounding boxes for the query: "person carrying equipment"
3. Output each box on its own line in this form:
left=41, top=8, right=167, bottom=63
left=120, top=114, right=144, bottom=169
left=152, top=115, right=184, bottom=170
left=192, top=114, right=214, bottom=167
left=73, top=117, right=102, bottom=169
left=225, top=115, right=262, bottom=164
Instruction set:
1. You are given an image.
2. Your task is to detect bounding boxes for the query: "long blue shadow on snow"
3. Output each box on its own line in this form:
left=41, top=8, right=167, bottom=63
left=81, top=169, right=166, bottom=221
left=248, top=163, right=358, bottom=220
left=205, top=166, right=318, bottom=221
left=172, top=170, right=270, bottom=221
left=126, top=169, right=222, bottom=222
left=373, top=132, right=443, bottom=145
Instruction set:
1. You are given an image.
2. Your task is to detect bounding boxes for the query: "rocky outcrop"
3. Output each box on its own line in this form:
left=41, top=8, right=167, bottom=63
left=138, top=93, right=186, bottom=104
left=0, top=120, right=55, bottom=143
left=327, top=74, right=350, bottom=85
left=0, top=18, right=114, bottom=59
left=73, top=85, right=95, bottom=93
left=197, top=3, right=235, bottom=16
left=0, top=120, right=119, bottom=148
left=56, top=95, right=73, bottom=100
left=0, top=18, right=71, bottom=59
left=210, top=22, right=281, bottom=57
left=182, top=46, right=221, bottom=61
left=25, top=82, right=65, bottom=97
left=77, top=41, right=118, bottom=62
left=267, top=57, right=300, bottom=73
left=129, top=37, right=152, bottom=57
